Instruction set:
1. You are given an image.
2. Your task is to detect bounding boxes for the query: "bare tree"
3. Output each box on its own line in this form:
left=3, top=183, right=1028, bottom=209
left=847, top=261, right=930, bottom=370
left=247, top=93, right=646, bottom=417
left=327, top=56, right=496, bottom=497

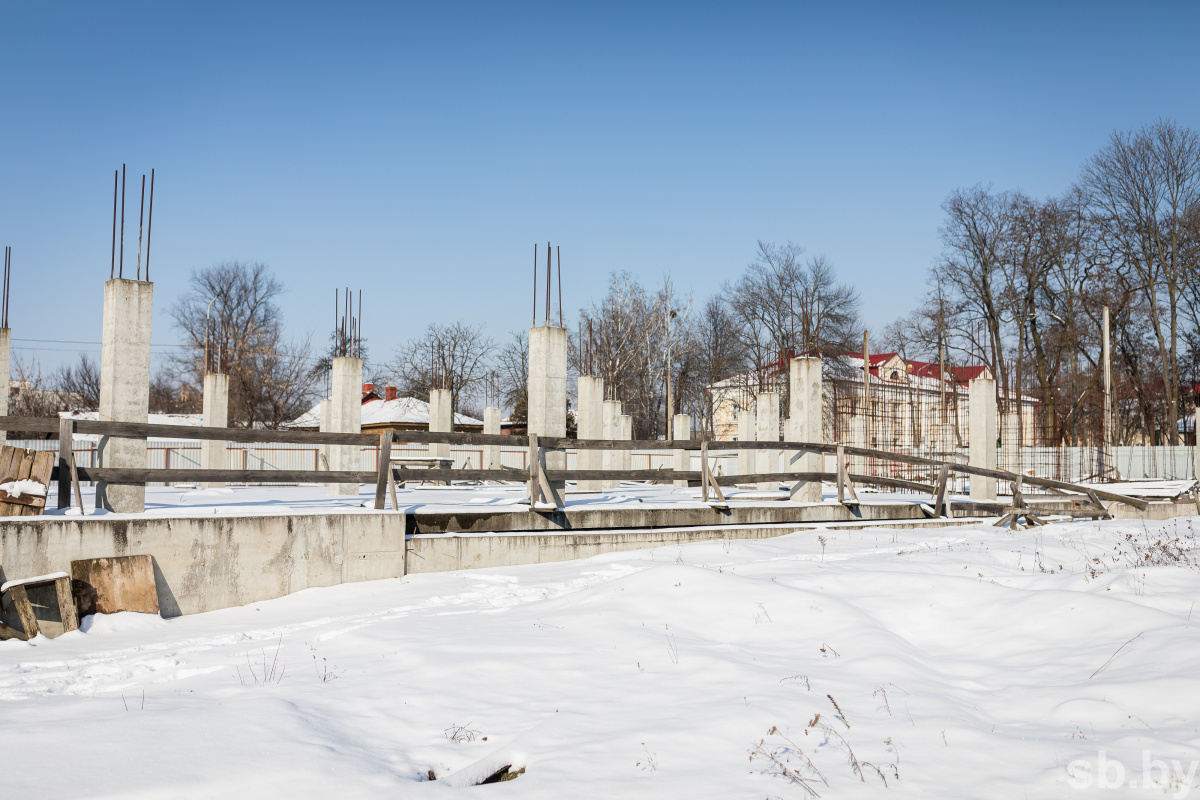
left=389, top=321, right=494, bottom=414
left=1082, top=119, right=1200, bottom=443
left=51, top=353, right=101, bottom=411
left=169, top=261, right=319, bottom=428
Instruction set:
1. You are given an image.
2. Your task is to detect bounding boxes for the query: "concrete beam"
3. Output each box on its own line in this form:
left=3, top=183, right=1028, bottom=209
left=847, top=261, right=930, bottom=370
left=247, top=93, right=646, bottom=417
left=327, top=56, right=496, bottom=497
left=0, top=327, right=9, bottom=448
left=601, top=399, right=621, bottom=490
left=737, top=401, right=756, bottom=478
left=97, top=279, right=153, bottom=513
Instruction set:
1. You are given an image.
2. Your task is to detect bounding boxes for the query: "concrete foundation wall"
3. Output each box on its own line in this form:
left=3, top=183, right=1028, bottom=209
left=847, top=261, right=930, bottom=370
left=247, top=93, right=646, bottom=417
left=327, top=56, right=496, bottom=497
left=3, top=497, right=1196, bottom=621
left=329, top=358, right=363, bottom=496
left=98, top=279, right=153, bottom=513
left=0, top=512, right=407, bottom=620
left=969, top=376, right=998, bottom=500
left=577, top=376, right=604, bottom=491
left=200, top=373, right=229, bottom=488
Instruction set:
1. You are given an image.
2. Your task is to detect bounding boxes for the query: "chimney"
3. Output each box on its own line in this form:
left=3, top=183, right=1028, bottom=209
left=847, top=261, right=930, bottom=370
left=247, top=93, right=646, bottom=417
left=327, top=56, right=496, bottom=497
left=385, top=385, right=397, bottom=401
left=363, top=383, right=375, bottom=395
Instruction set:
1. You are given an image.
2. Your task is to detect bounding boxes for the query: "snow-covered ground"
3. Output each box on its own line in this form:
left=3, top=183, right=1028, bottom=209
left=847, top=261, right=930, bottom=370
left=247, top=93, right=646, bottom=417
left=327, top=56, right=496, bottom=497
left=4, top=517, right=1200, bottom=797
left=40, top=481, right=948, bottom=519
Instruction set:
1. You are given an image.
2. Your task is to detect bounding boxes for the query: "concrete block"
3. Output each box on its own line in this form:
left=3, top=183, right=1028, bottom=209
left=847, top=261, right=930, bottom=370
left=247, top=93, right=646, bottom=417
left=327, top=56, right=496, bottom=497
left=602, top=399, right=621, bottom=490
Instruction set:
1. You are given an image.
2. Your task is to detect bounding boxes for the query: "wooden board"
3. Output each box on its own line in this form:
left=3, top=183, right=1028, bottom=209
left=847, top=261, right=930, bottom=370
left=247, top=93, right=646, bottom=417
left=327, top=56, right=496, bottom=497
left=18, top=451, right=53, bottom=517
left=70, top=555, right=160, bottom=617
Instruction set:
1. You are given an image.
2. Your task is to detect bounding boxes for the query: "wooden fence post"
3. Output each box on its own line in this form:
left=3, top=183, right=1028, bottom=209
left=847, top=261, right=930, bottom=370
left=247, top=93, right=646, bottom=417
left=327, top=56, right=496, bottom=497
left=374, top=430, right=393, bottom=510
left=57, top=417, right=74, bottom=509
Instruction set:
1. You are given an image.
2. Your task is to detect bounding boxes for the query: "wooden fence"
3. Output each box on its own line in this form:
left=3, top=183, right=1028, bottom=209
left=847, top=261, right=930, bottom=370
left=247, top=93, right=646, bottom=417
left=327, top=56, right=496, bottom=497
left=0, top=416, right=1147, bottom=516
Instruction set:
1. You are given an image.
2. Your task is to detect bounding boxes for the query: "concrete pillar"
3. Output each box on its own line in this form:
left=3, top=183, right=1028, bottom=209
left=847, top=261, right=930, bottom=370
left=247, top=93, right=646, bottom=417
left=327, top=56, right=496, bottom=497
left=328, top=357, right=363, bottom=497
left=483, top=406, right=502, bottom=470
left=0, top=327, right=9, bottom=448
left=576, top=376, right=604, bottom=491
left=428, top=387, right=452, bottom=463
left=618, top=414, right=632, bottom=476
left=601, top=399, right=621, bottom=490
left=969, top=375, right=997, bottom=501
left=318, top=397, right=332, bottom=479
left=849, top=412, right=867, bottom=475
left=737, top=401, right=756, bottom=478
left=97, top=279, right=153, bottom=513
left=200, top=372, right=228, bottom=488
left=755, top=391, right=780, bottom=491
left=673, top=413, right=690, bottom=488
left=528, top=326, right=568, bottom=491
left=787, top=357, right=822, bottom=502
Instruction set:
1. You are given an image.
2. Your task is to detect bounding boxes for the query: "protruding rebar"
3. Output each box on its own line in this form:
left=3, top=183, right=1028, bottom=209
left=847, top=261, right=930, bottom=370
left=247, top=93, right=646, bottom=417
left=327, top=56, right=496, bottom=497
left=532, top=243, right=538, bottom=327
left=545, top=242, right=551, bottom=326
left=111, top=170, right=118, bottom=280
left=145, top=168, right=155, bottom=282
left=119, top=164, right=126, bottom=279
left=136, top=174, right=146, bottom=281
left=557, top=245, right=562, bottom=328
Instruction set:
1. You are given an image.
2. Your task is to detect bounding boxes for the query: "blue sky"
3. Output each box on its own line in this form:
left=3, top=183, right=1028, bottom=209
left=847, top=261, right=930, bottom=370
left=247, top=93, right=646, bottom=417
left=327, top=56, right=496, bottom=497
left=2, top=2, right=1197, bottom=375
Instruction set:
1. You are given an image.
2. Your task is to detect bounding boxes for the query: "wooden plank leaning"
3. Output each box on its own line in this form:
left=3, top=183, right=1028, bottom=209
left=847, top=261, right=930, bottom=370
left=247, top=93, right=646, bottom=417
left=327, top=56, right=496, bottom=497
left=373, top=431, right=393, bottom=510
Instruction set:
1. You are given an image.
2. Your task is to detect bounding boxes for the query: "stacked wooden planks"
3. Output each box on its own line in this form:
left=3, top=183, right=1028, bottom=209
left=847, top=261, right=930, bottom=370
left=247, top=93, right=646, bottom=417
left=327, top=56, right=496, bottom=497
left=0, top=445, right=54, bottom=516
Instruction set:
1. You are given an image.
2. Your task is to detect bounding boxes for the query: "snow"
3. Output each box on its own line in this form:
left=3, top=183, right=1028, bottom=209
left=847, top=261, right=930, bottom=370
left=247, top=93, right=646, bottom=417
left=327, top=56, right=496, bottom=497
left=0, top=571, right=68, bottom=593
left=2, top=517, right=1200, bottom=796
left=0, top=479, right=47, bottom=498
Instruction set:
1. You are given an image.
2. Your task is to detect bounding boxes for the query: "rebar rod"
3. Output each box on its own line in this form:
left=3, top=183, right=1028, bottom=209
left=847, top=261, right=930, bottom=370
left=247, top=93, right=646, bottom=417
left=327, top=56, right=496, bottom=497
left=110, top=170, right=118, bottom=280
left=136, top=174, right=145, bottom=281
left=557, top=245, right=562, bottom=328
left=145, top=169, right=155, bottom=282
left=119, top=164, right=126, bottom=279
left=532, top=243, right=537, bottom=327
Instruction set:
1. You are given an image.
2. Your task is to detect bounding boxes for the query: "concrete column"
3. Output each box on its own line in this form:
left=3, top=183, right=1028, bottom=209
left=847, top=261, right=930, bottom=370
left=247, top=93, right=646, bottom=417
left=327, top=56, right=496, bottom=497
left=200, top=372, right=229, bottom=488
left=97, top=279, right=153, bottom=513
left=788, top=357, right=822, bottom=502
left=601, top=399, right=621, bottom=490
left=318, top=397, right=332, bottom=481
left=618, top=414, right=632, bottom=476
left=737, top=401, right=756, bottom=478
left=969, top=375, right=997, bottom=501
left=483, top=406, right=502, bottom=470
left=0, top=327, right=9, bottom=448
left=576, top=376, right=604, bottom=491
left=755, top=391, right=780, bottom=491
left=849, top=412, right=867, bottom=475
left=328, top=357, right=363, bottom=497
left=672, top=413, right=690, bottom=488
left=528, top=326, right=568, bottom=492
left=428, top=388, right=453, bottom=463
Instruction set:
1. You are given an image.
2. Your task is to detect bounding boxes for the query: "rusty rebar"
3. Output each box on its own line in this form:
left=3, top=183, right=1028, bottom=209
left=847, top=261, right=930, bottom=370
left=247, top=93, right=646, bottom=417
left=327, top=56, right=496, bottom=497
left=145, top=168, right=155, bottom=282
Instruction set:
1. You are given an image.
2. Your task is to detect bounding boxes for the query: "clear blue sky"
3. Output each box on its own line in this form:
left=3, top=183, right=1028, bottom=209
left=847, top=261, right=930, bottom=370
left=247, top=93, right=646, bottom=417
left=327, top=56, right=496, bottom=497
left=2, top=2, right=1197, bottom=375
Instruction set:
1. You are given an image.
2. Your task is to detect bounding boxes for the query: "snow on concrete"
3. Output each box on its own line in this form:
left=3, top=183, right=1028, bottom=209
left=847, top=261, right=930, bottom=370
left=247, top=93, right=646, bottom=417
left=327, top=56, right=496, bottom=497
left=2, top=517, right=1199, bottom=796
